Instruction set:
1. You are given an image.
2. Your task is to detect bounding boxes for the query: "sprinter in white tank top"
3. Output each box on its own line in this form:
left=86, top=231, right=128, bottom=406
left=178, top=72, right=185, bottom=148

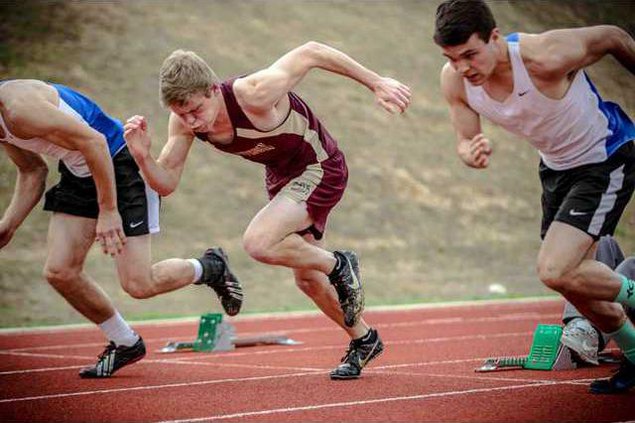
left=435, top=0, right=635, bottom=394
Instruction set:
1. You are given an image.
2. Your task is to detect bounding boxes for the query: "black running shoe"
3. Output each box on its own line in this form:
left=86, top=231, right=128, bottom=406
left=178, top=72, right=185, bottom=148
left=79, top=337, right=146, bottom=378
left=195, top=247, right=243, bottom=316
left=590, top=358, right=635, bottom=394
left=330, top=328, right=384, bottom=380
left=328, top=250, right=364, bottom=327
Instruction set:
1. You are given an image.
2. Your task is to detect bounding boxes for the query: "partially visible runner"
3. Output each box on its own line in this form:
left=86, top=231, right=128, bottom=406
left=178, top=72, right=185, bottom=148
left=124, top=42, right=411, bottom=379
left=0, top=79, right=242, bottom=378
left=561, top=236, right=634, bottom=365
left=434, top=0, right=635, bottom=393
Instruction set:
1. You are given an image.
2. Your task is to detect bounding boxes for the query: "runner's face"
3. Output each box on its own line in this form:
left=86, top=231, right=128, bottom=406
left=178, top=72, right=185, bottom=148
left=171, top=87, right=221, bottom=132
left=442, top=32, right=498, bottom=86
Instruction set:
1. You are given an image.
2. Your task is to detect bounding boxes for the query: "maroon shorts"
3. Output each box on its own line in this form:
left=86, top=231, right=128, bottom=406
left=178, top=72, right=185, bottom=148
left=266, top=152, right=348, bottom=240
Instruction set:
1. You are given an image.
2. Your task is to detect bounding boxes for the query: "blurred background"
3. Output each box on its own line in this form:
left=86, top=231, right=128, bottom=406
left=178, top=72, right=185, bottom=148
left=1, top=0, right=633, bottom=327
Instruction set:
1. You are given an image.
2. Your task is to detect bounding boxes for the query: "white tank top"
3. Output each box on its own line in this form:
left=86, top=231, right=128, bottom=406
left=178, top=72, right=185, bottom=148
left=464, top=39, right=614, bottom=170
left=0, top=98, right=91, bottom=177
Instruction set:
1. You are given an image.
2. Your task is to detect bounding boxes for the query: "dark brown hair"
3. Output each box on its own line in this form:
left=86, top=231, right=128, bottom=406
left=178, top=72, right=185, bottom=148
left=433, top=0, right=497, bottom=46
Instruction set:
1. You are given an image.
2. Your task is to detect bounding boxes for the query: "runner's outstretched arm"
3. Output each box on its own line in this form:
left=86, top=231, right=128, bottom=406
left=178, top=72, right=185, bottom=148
left=235, top=41, right=412, bottom=114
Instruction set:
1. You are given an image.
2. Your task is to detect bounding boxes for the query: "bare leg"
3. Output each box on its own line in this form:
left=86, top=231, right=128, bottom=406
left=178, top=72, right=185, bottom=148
left=537, top=222, right=628, bottom=332
left=114, top=235, right=198, bottom=299
left=44, top=213, right=115, bottom=324
left=242, top=195, right=336, bottom=274
left=294, top=234, right=369, bottom=339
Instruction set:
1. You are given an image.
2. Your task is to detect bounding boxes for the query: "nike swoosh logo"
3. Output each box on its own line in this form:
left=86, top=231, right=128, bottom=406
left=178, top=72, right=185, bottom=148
left=348, top=262, right=361, bottom=289
left=518, top=90, right=529, bottom=96
left=569, top=210, right=587, bottom=216
left=129, top=221, right=144, bottom=228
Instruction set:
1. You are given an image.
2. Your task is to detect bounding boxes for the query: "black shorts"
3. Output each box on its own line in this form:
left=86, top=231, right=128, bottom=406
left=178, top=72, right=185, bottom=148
left=540, top=141, right=635, bottom=240
left=43, top=147, right=160, bottom=237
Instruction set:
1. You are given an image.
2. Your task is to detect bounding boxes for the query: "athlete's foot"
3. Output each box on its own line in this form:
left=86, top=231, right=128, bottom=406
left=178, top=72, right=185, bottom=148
left=561, top=318, right=601, bottom=366
left=328, top=250, right=364, bottom=327
left=79, top=337, right=146, bottom=378
left=195, top=247, right=243, bottom=316
left=590, top=358, right=635, bottom=394
left=330, top=328, right=383, bottom=380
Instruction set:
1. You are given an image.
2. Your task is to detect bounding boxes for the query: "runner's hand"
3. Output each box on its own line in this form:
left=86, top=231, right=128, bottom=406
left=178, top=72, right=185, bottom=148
left=124, top=115, right=152, bottom=162
left=373, top=77, right=412, bottom=114
left=465, top=133, right=492, bottom=169
left=95, top=209, right=126, bottom=256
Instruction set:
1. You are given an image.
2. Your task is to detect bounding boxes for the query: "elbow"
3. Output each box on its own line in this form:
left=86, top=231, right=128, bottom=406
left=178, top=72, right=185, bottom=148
left=298, top=41, right=327, bottom=62
left=156, top=186, right=175, bottom=197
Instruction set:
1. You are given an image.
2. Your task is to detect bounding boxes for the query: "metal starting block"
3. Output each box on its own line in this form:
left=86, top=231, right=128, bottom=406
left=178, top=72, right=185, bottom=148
left=476, top=324, right=576, bottom=372
left=158, top=313, right=302, bottom=353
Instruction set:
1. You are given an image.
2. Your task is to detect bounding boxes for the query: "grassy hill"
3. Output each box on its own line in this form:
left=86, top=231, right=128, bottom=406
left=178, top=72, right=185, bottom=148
left=1, top=0, right=633, bottom=327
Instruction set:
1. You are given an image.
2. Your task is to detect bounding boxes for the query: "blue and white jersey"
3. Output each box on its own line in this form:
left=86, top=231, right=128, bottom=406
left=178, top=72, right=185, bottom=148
left=463, top=33, right=635, bottom=170
left=0, top=82, right=126, bottom=177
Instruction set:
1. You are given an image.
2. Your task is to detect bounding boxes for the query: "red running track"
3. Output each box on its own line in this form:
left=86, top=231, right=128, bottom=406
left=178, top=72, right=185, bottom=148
left=0, top=298, right=633, bottom=422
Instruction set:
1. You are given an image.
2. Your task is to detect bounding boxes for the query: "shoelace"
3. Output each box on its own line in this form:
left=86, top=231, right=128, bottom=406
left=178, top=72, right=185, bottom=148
left=97, top=342, right=117, bottom=360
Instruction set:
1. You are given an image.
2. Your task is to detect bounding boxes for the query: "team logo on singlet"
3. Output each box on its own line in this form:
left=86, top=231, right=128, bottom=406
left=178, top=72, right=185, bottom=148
left=627, top=279, right=634, bottom=299
left=237, top=142, right=275, bottom=158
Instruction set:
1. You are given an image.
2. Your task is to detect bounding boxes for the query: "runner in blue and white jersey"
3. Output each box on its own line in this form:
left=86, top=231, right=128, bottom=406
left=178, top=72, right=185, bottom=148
left=0, top=80, right=242, bottom=378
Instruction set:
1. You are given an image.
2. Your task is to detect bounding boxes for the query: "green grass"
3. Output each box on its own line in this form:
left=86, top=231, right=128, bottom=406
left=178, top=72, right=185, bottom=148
left=0, top=1, right=633, bottom=327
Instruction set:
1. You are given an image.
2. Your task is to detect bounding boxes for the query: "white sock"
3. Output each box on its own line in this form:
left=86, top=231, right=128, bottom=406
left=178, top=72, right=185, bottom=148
left=187, top=258, right=203, bottom=283
left=99, top=311, right=139, bottom=347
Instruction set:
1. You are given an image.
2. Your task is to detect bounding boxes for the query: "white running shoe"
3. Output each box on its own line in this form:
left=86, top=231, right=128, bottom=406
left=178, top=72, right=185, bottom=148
left=561, top=318, right=600, bottom=366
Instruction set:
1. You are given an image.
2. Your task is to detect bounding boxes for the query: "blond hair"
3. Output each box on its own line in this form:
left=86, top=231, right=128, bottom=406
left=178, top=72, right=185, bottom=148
left=159, top=50, right=220, bottom=106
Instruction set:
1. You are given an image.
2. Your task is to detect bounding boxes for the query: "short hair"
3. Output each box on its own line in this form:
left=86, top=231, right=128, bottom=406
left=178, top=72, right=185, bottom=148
left=159, top=50, right=220, bottom=106
left=433, top=0, right=497, bottom=47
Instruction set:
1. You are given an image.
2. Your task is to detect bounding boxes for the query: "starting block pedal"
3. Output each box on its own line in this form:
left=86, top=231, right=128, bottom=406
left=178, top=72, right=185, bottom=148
left=159, top=313, right=302, bottom=353
left=476, top=324, right=576, bottom=372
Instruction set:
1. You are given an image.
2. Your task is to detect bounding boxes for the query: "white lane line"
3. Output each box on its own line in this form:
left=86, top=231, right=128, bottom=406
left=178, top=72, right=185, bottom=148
left=157, top=380, right=583, bottom=423
left=0, top=351, right=92, bottom=360
left=1, top=312, right=559, bottom=353
left=0, top=297, right=562, bottom=335
left=0, top=372, right=323, bottom=404
left=0, top=331, right=533, bottom=375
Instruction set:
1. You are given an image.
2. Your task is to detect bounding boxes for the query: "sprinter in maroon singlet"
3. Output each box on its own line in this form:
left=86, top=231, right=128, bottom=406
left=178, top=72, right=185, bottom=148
left=124, top=42, right=410, bottom=379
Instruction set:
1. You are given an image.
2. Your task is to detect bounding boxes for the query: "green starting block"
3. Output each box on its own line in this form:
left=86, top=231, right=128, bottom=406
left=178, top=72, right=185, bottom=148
left=159, top=313, right=301, bottom=353
left=476, top=324, right=576, bottom=372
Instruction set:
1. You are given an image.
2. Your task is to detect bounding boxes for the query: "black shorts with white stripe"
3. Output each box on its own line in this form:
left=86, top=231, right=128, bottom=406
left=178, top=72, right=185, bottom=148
left=43, top=147, right=160, bottom=237
left=540, top=141, right=635, bottom=240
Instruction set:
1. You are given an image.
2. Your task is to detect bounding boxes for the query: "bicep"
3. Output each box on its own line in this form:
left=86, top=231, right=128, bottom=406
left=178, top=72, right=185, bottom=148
left=237, top=46, right=313, bottom=110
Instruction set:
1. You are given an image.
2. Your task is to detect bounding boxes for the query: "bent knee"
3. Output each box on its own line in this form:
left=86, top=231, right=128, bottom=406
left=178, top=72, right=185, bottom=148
left=121, top=276, right=155, bottom=299
left=536, top=260, right=572, bottom=292
left=43, top=266, right=80, bottom=288
left=242, top=234, right=275, bottom=264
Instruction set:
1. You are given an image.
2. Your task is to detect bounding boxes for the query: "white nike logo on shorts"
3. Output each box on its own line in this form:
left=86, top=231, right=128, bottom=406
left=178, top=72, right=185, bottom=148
left=568, top=209, right=587, bottom=216
left=129, top=221, right=144, bottom=228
